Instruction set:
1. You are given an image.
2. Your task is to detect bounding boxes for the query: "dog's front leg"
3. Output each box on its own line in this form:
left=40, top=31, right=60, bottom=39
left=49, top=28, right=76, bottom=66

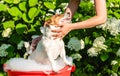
left=60, top=46, right=73, bottom=66
left=47, top=51, right=60, bottom=72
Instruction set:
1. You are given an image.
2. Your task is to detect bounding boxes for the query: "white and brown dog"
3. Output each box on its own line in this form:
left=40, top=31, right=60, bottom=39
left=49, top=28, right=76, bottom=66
left=28, top=13, right=72, bottom=72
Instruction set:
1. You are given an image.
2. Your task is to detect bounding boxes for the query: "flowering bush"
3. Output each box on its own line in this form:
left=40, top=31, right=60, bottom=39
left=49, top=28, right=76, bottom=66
left=67, top=17, right=120, bottom=76
left=0, top=0, right=120, bottom=76
left=97, top=18, right=120, bottom=36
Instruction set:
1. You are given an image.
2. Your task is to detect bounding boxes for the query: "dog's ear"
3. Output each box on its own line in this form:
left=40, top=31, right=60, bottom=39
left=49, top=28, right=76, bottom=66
left=40, top=27, right=45, bottom=34
left=44, top=19, right=52, bottom=27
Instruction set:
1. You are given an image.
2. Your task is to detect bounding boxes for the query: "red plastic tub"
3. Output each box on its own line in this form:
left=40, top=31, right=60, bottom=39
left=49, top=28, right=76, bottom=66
left=4, top=64, right=75, bottom=76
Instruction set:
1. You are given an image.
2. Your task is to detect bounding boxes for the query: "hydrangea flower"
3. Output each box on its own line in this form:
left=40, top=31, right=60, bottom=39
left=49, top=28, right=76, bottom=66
left=2, top=28, right=12, bottom=38
left=71, top=53, right=82, bottom=61
left=87, top=47, right=98, bottom=57
left=55, top=9, right=62, bottom=14
left=0, top=44, right=10, bottom=57
left=80, top=39, right=85, bottom=50
left=87, top=36, right=107, bottom=57
left=67, top=37, right=85, bottom=51
left=59, top=3, right=68, bottom=10
left=111, top=72, right=118, bottom=76
left=93, top=36, right=107, bottom=51
left=97, top=18, right=120, bottom=36
left=111, top=60, right=118, bottom=65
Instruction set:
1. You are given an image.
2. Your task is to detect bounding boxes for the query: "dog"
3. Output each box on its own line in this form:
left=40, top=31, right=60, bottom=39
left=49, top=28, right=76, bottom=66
left=28, top=13, right=72, bottom=72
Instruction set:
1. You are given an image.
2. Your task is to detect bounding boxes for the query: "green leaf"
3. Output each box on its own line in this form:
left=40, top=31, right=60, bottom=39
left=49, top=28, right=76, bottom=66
left=13, top=16, right=20, bottom=21
left=108, top=0, right=115, bottom=2
left=19, top=2, right=27, bottom=12
left=22, top=13, right=34, bottom=23
left=44, top=2, right=56, bottom=9
left=10, top=34, right=21, bottom=44
left=112, top=64, right=119, bottom=72
left=0, top=3, right=7, bottom=11
left=2, top=20, right=15, bottom=29
left=0, top=73, right=4, bottom=76
left=4, top=0, right=13, bottom=4
left=8, top=7, right=22, bottom=17
left=100, top=54, right=109, bottom=62
left=28, top=7, right=39, bottom=19
left=6, top=45, right=15, bottom=57
left=29, top=0, right=38, bottom=7
left=28, top=25, right=36, bottom=33
left=114, top=12, right=120, bottom=19
left=13, top=0, right=21, bottom=4
left=55, top=0, right=68, bottom=7
left=85, top=37, right=90, bottom=45
left=93, top=32, right=99, bottom=38
left=108, top=9, right=113, bottom=14
left=16, top=23, right=27, bottom=34
left=4, top=0, right=20, bottom=4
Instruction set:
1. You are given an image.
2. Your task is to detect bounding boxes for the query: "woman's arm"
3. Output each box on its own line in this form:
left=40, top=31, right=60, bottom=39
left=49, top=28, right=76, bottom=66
left=69, top=0, right=107, bottom=30
left=52, top=0, right=107, bottom=38
left=65, top=0, right=80, bottom=19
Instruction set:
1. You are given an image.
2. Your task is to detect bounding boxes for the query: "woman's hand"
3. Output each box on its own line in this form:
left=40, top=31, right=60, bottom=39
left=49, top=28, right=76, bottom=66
left=52, top=22, right=73, bottom=39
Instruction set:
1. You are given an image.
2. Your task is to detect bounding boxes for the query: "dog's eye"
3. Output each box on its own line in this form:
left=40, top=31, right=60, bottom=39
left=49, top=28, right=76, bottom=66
left=45, top=24, right=49, bottom=27
left=46, top=24, right=49, bottom=27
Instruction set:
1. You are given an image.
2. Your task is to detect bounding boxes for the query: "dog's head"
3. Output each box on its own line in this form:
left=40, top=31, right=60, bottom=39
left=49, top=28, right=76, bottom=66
left=40, top=13, right=71, bottom=38
left=44, top=12, right=71, bottom=27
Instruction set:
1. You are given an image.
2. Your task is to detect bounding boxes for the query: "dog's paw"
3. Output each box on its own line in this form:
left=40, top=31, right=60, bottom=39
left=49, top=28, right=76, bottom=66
left=52, top=66, right=60, bottom=73
left=64, top=61, right=73, bottom=66
left=52, top=63, right=62, bottom=72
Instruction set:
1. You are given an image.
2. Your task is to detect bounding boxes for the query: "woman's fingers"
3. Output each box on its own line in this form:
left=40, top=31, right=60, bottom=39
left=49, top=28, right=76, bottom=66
left=52, top=32, right=63, bottom=39
left=51, top=28, right=61, bottom=33
left=51, top=26, right=64, bottom=39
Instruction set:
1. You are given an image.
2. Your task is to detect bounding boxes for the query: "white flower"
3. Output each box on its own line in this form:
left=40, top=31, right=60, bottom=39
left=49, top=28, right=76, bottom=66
left=55, top=9, right=62, bottom=14
left=87, top=36, right=107, bottom=57
left=110, top=2, right=114, bottom=7
left=93, top=36, right=107, bottom=51
left=96, top=22, right=107, bottom=30
left=94, top=36, right=105, bottom=43
left=80, top=39, right=85, bottom=49
left=90, top=0, right=94, bottom=4
left=108, top=21, right=120, bottom=36
left=0, top=0, right=4, bottom=3
left=59, top=3, right=68, bottom=10
left=71, top=53, right=82, bottom=61
left=111, top=72, right=118, bottom=76
left=116, top=48, right=120, bottom=57
left=0, top=50, right=8, bottom=57
left=24, top=42, right=30, bottom=50
left=87, top=47, right=98, bottom=57
left=2, top=28, right=12, bottom=38
left=97, top=18, right=120, bottom=36
left=111, top=60, right=118, bottom=65
left=67, top=37, right=84, bottom=51
left=0, top=44, right=10, bottom=57
left=46, top=13, right=53, bottom=16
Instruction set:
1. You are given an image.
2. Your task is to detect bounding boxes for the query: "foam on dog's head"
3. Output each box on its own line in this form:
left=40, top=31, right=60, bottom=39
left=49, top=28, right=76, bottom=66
left=59, top=12, right=71, bottom=25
